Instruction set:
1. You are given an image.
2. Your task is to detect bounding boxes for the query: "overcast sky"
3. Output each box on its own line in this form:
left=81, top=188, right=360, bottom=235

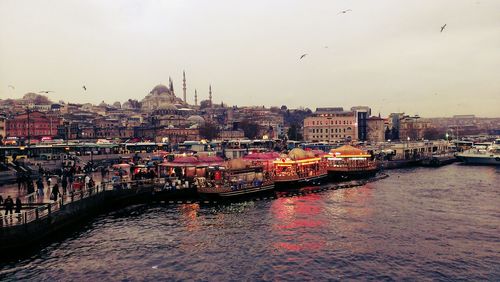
left=1, top=0, right=499, bottom=117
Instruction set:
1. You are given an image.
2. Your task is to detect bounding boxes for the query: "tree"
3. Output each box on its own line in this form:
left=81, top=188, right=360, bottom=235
left=287, top=123, right=303, bottom=140
left=127, top=99, right=141, bottom=109
left=423, top=128, right=443, bottom=140
left=199, top=99, right=211, bottom=110
left=391, top=127, right=399, bottom=140
left=199, top=122, right=220, bottom=140
left=239, top=119, right=260, bottom=139
left=385, top=127, right=392, bottom=140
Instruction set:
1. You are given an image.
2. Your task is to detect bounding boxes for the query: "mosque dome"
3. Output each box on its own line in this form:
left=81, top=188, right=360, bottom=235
left=150, top=84, right=170, bottom=95
left=187, top=115, right=205, bottom=125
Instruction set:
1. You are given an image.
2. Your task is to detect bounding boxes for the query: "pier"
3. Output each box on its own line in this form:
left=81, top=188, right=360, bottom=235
left=0, top=179, right=161, bottom=256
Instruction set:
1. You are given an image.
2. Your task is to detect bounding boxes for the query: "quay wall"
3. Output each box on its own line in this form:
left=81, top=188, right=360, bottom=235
left=0, top=186, right=154, bottom=256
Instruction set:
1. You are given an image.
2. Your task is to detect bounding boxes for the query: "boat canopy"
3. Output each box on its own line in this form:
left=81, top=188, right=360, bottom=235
left=243, top=152, right=280, bottom=160
left=329, top=145, right=371, bottom=158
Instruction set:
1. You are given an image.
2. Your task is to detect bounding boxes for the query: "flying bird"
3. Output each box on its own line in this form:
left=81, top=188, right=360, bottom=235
left=440, top=24, right=447, bottom=32
left=82, top=85, right=87, bottom=91
left=339, top=9, right=352, bottom=14
left=299, top=54, right=307, bottom=59
left=39, top=90, right=54, bottom=94
left=8, top=85, right=15, bottom=90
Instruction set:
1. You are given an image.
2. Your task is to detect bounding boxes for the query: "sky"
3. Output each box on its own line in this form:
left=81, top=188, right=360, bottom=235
left=1, top=0, right=499, bottom=117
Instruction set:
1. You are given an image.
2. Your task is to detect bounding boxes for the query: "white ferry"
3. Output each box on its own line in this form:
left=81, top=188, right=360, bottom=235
left=455, top=139, right=500, bottom=165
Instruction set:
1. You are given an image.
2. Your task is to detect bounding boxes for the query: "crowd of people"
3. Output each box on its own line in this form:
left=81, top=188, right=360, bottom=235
left=0, top=162, right=101, bottom=220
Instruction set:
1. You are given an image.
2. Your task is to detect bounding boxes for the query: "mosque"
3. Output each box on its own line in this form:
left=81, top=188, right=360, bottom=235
left=140, top=72, right=213, bottom=128
left=140, top=71, right=211, bottom=112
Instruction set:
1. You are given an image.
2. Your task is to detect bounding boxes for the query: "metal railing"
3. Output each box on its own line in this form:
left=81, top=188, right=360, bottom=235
left=0, top=178, right=167, bottom=228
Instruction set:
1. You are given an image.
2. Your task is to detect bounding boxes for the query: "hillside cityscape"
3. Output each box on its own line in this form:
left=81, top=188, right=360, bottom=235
left=1, top=75, right=499, bottom=146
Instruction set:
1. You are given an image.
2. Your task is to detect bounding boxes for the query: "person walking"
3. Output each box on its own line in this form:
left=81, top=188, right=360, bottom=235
left=36, top=177, right=44, bottom=198
left=84, top=174, right=91, bottom=189
left=16, top=173, right=22, bottom=191
left=15, top=197, right=22, bottom=214
left=4, top=196, right=14, bottom=215
left=100, top=166, right=107, bottom=182
left=61, top=176, right=68, bottom=195
left=0, top=195, right=3, bottom=216
left=51, top=184, right=60, bottom=202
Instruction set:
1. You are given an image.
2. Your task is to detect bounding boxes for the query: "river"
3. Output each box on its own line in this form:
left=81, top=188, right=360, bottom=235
left=1, top=164, right=499, bottom=281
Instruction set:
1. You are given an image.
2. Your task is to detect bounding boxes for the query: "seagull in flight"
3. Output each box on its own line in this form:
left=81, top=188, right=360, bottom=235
left=299, top=54, right=307, bottom=59
left=82, top=85, right=87, bottom=91
left=8, top=85, right=15, bottom=90
left=339, top=9, right=352, bottom=14
left=39, top=90, right=54, bottom=94
left=440, top=24, right=447, bottom=32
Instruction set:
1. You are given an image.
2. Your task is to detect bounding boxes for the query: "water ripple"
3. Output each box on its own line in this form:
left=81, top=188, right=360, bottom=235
left=1, top=164, right=499, bottom=281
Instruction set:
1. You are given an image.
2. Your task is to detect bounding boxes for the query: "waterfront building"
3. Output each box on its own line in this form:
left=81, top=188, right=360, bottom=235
left=367, top=116, right=385, bottom=143
left=351, top=106, right=371, bottom=141
left=383, top=140, right=450, bottom=160
left=399, top=115, right=431, bottom=141
left=303, top=107, right=357, bottom=143
left=6, top=111, right=61, bottom=140
left=219, top=130, right=245, bottom=139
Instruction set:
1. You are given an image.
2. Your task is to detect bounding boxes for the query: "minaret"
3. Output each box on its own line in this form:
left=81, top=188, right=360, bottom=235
left=209, top=84, right=213, bottom=108
left=169, top=77, right=174, bottom=95
left=182, top=71, right=187, bottom=104
left=194, top=89, right=198, bottom=106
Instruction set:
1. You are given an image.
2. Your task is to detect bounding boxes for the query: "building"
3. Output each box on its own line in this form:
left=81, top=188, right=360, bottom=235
left=141, top=83, right=185, bottom=112
left=303, top=107, right=357, bottom=143
left=0, top=114, right=6, bottom=140
left=351, top=106, right=371, bottom=141
left=366, top=116, right=385, bottom=143
left=399, top=115, right=431, bottom=140
left=6, top=111, right=61, bottom=140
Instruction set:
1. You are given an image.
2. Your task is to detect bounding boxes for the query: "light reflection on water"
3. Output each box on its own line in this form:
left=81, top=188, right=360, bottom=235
left=0, top=164, right=499, bottom=281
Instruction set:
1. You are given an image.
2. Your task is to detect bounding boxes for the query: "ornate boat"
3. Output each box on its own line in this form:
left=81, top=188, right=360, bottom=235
left=195, top=159, right=275, bottom=199
left=273, top=148, right=328, bottom=188
left=324, top=145, right=379, bottom=181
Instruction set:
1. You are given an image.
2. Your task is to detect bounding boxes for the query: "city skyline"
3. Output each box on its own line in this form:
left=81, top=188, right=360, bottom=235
left=1, top=0, right=500, bottom=117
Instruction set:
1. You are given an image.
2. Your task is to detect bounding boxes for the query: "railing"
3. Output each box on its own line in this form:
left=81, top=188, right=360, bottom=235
left=0, top=178, right=168, bottom=228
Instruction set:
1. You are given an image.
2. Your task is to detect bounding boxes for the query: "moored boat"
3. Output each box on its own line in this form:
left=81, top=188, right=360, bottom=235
left=455, top=139, right=500, bottom=165
left=195, top=159, right=274, bottom=199
left=273, top=148, right=328, bottom=188
left=155, top=155, right=224, bottom=198
left=324, top=145, right=379, bottom=181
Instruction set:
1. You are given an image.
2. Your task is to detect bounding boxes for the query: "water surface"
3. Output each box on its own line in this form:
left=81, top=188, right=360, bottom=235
left=1, top=164, right=499, bottom=281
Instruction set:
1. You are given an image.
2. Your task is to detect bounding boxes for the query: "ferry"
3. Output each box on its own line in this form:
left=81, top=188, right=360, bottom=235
left=195, top=159, right=275, bottom=199
left=455, top=139, right=500, bottom=165
left=273, top=148, right=328, bottom=188
left=324, top=145, right=379, bottom=181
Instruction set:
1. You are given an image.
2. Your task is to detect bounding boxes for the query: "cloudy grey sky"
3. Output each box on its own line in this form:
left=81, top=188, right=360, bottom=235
left=1, top=0, right=499, bottom=117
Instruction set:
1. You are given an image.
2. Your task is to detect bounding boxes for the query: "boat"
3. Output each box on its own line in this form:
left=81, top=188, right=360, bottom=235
left=455, top=139, right=500, bottom=165
left=195, top=159, right=274, bottom=199
left=324, top=145, right=379, bottom=181
left=155, top=154, right=224, bottom=198
left=273, top=148, right=328, bottom=188
left=421, top=153, right=457, bottom=167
